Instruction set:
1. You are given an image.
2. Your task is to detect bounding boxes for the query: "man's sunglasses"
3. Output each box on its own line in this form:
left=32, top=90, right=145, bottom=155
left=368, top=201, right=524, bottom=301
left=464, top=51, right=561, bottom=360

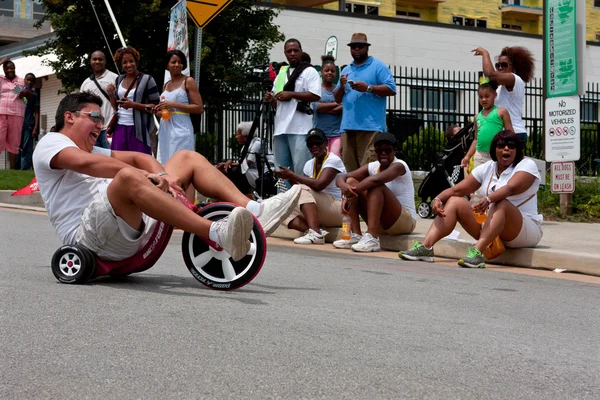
left=495, top=62, right=511, bottom=70
left=375, top=147, right=394, bottom=154
left=496, top=140, right=517, bottom=149
left=76, top=111, right=104, bottom=124
left=350, top=44, right=368, bottom=50
left=307, top=140, right=325, bottom=148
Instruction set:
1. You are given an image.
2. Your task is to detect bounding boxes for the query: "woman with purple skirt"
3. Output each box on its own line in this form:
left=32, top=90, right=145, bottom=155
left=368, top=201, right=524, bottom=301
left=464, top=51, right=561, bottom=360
left=107, top=46, right=159, bottom=154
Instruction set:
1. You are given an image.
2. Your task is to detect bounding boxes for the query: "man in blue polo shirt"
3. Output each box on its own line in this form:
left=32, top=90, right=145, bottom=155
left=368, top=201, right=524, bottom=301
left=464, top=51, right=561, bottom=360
left=334, top=33, right=396, bottom=172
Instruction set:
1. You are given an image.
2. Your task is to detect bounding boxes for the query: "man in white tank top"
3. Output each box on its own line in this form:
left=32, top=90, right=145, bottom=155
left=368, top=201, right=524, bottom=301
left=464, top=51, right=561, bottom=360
left=334, top=132, right=416, bottom=252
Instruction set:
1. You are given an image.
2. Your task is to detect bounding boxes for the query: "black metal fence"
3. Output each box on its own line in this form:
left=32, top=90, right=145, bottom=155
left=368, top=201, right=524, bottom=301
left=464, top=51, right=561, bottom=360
left=196, top=67, right=600, bottom=175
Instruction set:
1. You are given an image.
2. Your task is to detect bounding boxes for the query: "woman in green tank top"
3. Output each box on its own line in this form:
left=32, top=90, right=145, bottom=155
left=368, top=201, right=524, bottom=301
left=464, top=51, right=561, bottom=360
left=462, top=80, right=513, bottom=169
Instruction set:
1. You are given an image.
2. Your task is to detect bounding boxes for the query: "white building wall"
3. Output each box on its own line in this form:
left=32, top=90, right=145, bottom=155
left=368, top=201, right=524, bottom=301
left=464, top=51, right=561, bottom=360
left=39, top=74, right=67, bottom=134
left=269, top=8, right=600, bottom=83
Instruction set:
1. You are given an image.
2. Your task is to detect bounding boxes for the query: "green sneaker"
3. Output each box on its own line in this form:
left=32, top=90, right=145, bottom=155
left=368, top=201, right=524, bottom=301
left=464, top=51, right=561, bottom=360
left=398, top=241, right=434, bottom=262
left=458, top=247, right=486, bottom=269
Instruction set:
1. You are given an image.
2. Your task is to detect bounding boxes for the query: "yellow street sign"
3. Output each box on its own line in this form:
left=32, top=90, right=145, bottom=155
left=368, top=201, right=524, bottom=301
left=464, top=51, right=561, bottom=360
left=187, top=0, right=232, bottom=28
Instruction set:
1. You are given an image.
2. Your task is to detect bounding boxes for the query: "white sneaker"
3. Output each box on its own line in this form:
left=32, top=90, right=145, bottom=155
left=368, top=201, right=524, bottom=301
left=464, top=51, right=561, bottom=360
left=212, top=207, right=253, bottom=262
left=294, top=228, right=327, bottom=244
left=351, top=233, right=381, bottom=252
left=257, top=185, right=301, bottom=236
left=332, top=233, right=362, bottom=249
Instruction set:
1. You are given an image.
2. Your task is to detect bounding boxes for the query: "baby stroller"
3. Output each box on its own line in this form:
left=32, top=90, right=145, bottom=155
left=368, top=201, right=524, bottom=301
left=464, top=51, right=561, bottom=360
left=416, top=122, right=474, bottom=218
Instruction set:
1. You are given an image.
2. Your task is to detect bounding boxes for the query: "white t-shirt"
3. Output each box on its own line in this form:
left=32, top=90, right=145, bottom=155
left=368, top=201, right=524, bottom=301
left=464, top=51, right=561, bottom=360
left=241, top=137, right=263, bottom=187
left=117, top=84, right=135, bottom=126
left=471, top=158, right=542, bottom=223
left=273, top=67, right=321, bottom=136
left=367, top=158, right=417, bottom=219
left=302, top=153, right=346, bottom=199
left=80, top=69, right=118, bottom=128
left=496, top=73, right=526, bottom=135
left=33, top=132, right=112, bottom=245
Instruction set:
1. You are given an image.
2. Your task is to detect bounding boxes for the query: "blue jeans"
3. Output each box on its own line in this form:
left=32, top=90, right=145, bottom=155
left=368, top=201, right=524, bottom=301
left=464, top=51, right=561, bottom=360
left=94, top=129, right=111, bottom=149
left=274, top=134, right=311, bottom=189
left=516, top=132, right=527, bottom=152
left=15, top=125, right=34, bottom=170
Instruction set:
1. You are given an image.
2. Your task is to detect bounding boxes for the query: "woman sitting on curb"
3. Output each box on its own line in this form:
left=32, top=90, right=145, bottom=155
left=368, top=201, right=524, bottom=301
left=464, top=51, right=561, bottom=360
left=334, top=132, right=417, bottom=252
left=399, top=130, right=543, bottom=268
left=276, top=128, right=347, bottom=244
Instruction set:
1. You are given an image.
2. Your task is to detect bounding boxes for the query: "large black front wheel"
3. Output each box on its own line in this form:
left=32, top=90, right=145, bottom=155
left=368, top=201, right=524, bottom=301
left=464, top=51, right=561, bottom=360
left=182, top=203, right=267, bottom=290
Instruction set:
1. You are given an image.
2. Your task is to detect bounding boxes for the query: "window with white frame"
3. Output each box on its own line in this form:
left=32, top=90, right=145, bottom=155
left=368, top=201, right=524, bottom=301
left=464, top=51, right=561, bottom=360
left=503, top=0, right=522, bottom=5
left=453, top=16, right=487, bottom=28
left=594, top=0, right=600, bottom=7
left=396, top=10, right=421, bottom=20
left=346, top=2, right=379, bottom=16
left=410, top=87, right=458, bottom=124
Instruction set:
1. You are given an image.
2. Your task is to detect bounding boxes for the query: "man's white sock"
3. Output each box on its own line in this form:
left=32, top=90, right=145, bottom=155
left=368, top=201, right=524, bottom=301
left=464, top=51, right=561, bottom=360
left=208, top=222, right=221, bottom=245
left=246, top=200, right=262, bottom=217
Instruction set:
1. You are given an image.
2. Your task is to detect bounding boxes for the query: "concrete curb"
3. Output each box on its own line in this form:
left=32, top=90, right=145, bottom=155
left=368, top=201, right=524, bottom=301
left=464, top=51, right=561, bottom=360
left=2, top=190, right=598, bottom=277
left=271, top=226, right=600, bottom=278
left=0, top=190, right=44, bottom=207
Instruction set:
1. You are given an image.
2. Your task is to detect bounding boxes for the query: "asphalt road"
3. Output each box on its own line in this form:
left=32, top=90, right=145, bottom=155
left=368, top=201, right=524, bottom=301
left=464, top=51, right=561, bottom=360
left=1, top=209, right=599, bottom=399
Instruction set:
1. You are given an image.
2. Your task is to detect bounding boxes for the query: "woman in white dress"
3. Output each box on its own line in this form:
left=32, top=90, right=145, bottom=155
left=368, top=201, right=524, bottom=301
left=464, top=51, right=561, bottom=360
left=154, top=50, right=204, bottom=165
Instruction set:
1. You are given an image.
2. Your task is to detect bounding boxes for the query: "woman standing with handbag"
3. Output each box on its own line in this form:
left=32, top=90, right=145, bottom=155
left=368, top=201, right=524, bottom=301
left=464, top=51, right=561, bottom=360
left=107, top=46, right=159, bottom=154
left=399, top=130, right=543, bottom=269
left=154, top=50, right=204, bottom=164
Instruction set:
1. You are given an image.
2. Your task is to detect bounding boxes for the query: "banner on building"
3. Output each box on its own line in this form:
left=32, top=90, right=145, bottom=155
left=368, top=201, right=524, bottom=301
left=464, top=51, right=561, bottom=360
left=165, top=0, right=190, bottom=82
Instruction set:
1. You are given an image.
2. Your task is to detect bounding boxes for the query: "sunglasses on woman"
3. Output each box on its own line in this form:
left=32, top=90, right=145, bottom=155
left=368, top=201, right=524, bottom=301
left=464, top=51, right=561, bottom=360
left=496, top=140, right=517, bottom=149
left=495, top=62, right=511, bottom=70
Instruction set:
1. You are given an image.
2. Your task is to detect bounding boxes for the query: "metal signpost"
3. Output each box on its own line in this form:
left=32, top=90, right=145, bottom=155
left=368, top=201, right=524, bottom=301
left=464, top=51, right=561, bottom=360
left=543, top=0, right=585, bottom=216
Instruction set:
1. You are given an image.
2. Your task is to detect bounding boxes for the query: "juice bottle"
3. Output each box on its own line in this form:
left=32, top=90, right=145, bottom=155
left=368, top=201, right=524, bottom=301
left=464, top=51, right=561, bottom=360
left=341, top=215, right=351, bottom=241
left=160, top=96, right=171, bottom=120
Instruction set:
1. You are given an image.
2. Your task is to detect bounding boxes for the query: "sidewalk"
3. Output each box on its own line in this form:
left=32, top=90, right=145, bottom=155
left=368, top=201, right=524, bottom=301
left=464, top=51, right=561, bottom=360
left=2, top=189, right=599, bottom=277
left=271, top=218, right=600, bottom=278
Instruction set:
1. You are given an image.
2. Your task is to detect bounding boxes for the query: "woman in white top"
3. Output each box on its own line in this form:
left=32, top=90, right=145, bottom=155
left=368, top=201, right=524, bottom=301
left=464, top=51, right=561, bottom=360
left=399, top=130, right=543, bottom=269
left=276, top=128, right=346, bottom=245
left=335, top=132, right=417, bottom=253
left=155, top=50, right=204, bottom=165
left=472, top=46, right=535, bottom=150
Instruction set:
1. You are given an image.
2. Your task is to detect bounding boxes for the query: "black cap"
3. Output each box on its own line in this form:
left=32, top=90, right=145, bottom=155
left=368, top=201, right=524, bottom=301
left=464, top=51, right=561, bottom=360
left=306, top=128, right=327, bottom=143
left=374, top=132, right=396, bottom=147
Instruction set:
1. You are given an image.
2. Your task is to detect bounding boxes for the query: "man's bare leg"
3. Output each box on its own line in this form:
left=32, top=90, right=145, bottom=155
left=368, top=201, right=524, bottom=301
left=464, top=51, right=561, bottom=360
left=165, top=151, right=250, bottom=207
left=164, top=150, right=302, bottom=236
left=107, top=167, right=212, bottom=237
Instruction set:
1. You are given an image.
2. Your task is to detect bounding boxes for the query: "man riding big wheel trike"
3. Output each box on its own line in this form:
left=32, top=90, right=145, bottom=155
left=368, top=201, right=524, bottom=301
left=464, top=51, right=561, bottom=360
left=33, top=93, right=301, bottom=290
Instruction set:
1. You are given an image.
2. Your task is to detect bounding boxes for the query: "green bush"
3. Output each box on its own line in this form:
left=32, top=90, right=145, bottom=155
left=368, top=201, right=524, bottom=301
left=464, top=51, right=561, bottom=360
left=578, top=195, right=600, bottom=218
left=402, top=126, right=445, bottom=170
left=538, top=177, right=600, bottom=220
left=195, top=132, right=218, bottom=164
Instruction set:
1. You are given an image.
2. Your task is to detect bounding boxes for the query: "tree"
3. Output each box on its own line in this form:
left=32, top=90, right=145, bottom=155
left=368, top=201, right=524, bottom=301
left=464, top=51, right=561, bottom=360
left=28, top=0, right=283, bottom=100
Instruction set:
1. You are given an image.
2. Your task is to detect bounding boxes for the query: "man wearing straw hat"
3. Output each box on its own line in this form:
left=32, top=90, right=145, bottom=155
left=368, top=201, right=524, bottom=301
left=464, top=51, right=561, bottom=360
left=334, top=33, right=396, bottom=172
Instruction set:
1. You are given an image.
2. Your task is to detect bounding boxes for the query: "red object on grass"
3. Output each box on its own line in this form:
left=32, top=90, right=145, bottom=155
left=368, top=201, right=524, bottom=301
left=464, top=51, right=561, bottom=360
left=11, top=177, right=39, bottom=196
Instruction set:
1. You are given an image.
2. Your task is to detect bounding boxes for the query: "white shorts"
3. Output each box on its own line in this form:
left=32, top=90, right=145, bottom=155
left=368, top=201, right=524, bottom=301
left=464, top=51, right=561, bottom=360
left=76, top=190, right=157, bottom=261
left=504, top=215, right=543, bottom=248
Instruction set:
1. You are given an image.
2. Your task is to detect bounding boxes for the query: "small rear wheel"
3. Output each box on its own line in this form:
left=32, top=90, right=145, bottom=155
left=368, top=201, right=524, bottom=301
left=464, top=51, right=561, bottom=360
left=51, top=245, right=96, bottom=284
left=182, top=203, right=267, bottom=290
left=417, top=202, right=433, bottom=219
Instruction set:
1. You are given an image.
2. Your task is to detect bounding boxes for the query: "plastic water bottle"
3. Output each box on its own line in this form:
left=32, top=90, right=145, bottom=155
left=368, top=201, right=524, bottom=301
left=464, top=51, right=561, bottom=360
left=160, top=96, right=171, bottom=120
left=341, top=215, right=352, bottom=241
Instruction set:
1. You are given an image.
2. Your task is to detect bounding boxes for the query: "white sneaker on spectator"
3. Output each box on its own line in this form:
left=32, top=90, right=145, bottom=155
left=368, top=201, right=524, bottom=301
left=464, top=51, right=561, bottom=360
left=332, top=233, right=362, bottom=249
left=351, top=233, right=381, bottom=252
left=294, top=228, right=327, bottom=244
left=212, top=207, right=253, bottom=261
left=257, top=185, right=301, bottom=236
